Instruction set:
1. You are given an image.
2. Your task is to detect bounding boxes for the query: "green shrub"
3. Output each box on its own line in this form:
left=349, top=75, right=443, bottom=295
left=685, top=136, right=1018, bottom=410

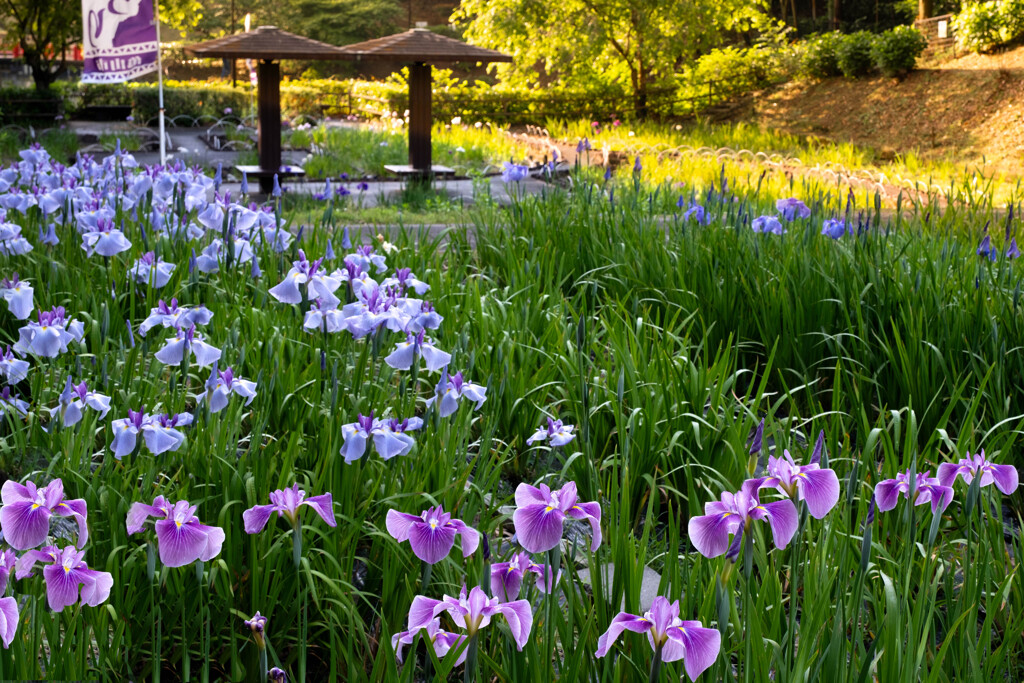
left=871, top=25, right=928, bottom=77
left=802, top=32, right=844, bottom=78
left=836, top=31, right=877, bottom=78
left=997, top=0, right=1024, bottom=42
left=952, top=1, right=1004, bottom=52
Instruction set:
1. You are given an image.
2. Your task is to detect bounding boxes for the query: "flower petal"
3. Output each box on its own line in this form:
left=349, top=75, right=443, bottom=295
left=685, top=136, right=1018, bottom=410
left=512, top=503, right=564, bottom=554
left=595, top=612, right=651, bottom=657
left=797, top=468, right=840, bottom=519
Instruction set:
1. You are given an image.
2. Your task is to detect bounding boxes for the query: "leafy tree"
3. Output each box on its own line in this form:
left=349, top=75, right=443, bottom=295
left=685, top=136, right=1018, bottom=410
left=285, top=0, right=403, bottom=46
left=0, top=0, right=79, bottom=91
left=453, top=0, right=768, bottom=116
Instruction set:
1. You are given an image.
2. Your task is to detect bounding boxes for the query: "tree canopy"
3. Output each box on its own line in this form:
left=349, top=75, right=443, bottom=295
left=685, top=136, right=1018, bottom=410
left=452, top=0, right=769, bottom=114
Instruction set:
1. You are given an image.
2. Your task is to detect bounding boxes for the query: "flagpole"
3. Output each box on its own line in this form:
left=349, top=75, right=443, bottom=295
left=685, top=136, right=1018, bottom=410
left=153, top=0, right=167, bottom=164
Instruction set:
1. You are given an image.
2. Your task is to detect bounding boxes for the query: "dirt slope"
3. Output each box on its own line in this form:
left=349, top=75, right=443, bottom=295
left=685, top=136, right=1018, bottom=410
left=745, top=46, right=1024, bottom=171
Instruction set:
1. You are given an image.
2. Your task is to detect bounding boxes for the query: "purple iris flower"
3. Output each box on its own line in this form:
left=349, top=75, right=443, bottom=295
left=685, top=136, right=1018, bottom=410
left=0, top=596, right=16, bottom=648
left=380, top=268, right=430, bottom=295
left=1007, top=238, right=1020, bottom=259
left=344, top=245, right=387, bottom=274
left=511, top=481, right=601, bottom=554
left=874, top=469, right=954, bottom=514
left=0, top=220, right=33, bottom=255
left=759, top=434, right=840, bottom=519
left=682, top=202, right=710, bottom=225
left=0, top=387, right=28, bottom=418
left=392, top=618, right=467, bottom=667
left=110, top=408, right=192, bottom=459
left=202, top=364, right=257, bottom=413
left=243, top=484, right=335, bottom=535
left=752, top=215, right=786, bottom=235
left=39, top=223, right=59, bottom=246
left=372, top=417, right=423, bottom=459
left=595, top=596, right=720, bottom=681
left=0, top=549, right=15, bottom=594
left=0, top=478, right=88, bottom=549
left=244, top=611, right=267, bottom=647
left=407, top=300, right=443, bottom=334
left=129, top=252, right=176, bottom=289
left=821, top=218, right=848, bottom=239
left=126, top=496, right=226, bottom=567
left=269, top=667, right=286, bottom=683
left=977, top=234, right=997, bottom=261
left=341, top=412, right=378, bottom=462
left=0, top=346, right=29, bottom=384
left=154, top=324, right=222, bottom=368
left=386, top=504, right=479, bottom=564
left=490, top=551, right=554, bottom=602
left=937, top=451, right=1018, bottom=495
left=138, top=299, right=214, bottom=337
left=426, top=370, right=487, bottom=418
left=14, top=306, right=84, bottom=358
left=687, top=478, right=798, bottom=558
left=384, top=331, right=451, bottom=373
left=1, top=273, right=34, bottom=320
left=409, top=585, right=533, bottom=650
left=50, top=377, right=111, bottom=427
left=776, top=197, right=811, bottom=221
left=303, top=299, right=346, bottom=333
left=269, top=250, right=342, bottom=307
left=576, top=137, right=591, bottom=154
left=80, top=218, right=131, bottom=257
left=502, top=162, right=530, bottom=183
left=526, top=417, right=576, bottom=447
left=356, top=182, right=369, bottom=192
left=14, top=545, right=113, bottom=612
left=314, top=179, right=332, bottom=201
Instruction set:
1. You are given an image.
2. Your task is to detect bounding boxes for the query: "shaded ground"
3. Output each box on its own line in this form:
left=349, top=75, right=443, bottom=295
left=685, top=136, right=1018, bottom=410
left=745, top=45, right=1024, bottom=171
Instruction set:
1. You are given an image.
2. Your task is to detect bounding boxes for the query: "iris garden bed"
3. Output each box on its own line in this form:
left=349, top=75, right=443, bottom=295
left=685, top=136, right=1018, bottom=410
left=0, top=142, right=1019, bottom=682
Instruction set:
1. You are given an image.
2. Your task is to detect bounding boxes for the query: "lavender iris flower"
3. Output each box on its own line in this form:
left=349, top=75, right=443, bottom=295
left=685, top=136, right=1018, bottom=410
left=0, top=387, right=29, bottom=418
left=776, top=197, right=811, bottom=220
left=110, top=409, right=192, bottom=459
left=1006, top=238, right=1021, bottom=259
left=752, top=215, right=786, bottom=235
left=977, top=234, right=995, bottom=260
left=127, top=496, right=225, bottom=567
left=303, top=299, right=346, bottom=333
left=14, top=545, right=113, bottom=612
left=0, top=346, right=29, bottom=384
left=511, top=481, right=601, bottom=554
left=138, top=299, right=214, bottom=337
left=371, top=417, right=423, bottom=459
left=386, top=504, right=479, bottom=564
left=0, top=273, right=34, bottom=320
left=0, top=550, right=15, bottom=594
left=0, top=595, right=16, bottom=648
left=384, top=331, right=451, bottom=373
left=0, top=478, right=88, bottom=549
left=50, top=377, right=111, bottom=427
left=80, top=218, right=131, bottom=257
left=526, top=417, right=576, bottom=447
left=426, top=370, right=487, bottom=418
left=759, top=434, right=840, bottom=519
left=874, top=469, right=953, bottom=514
left=408, top=585, right=533, bottom=650
left=242, top=484, right=336, bottom=534
left=595, top=596, right=720, bottom=681
left=269, top=250, right=341, bottom=307
left=154, top=324, right=222, bottom=367
left=0, top=221, right=33, bottom=255
left=821, top=218, right=848, bottom=239
left=344, top=245, right=387, bottom=274
left=380, top=268, right=430, bottom=295
left=201, top=365, right=257, bottom=413
left=341, top=413, right=379, bottom=462
left=502, top=163, right=530, bottom=183
left=392, top=617, right=467, bottom=667
left=682, top=202, right=710, bottom=225
left=129, top=252, right=176, bottom=289
left=937, top=451, right=1018, bottom=495
left=490, top=551, right=552, bottom=602
left=687, top=478, right=798, bottom=558
left=39, top=223, right=59, bottom=246
left=14, top=306, right=85, bottom=358
left=269, top=667, right=286, bottom=683
left=576, top=137, right=591, bottom=153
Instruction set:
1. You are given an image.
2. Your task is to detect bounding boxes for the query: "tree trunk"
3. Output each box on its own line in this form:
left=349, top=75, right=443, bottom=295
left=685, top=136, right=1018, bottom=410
left=833, top=0, right=841, bottom=29
left=918, top=0, right=933, bottom=20
left=25, top=51, right=57, bottom=92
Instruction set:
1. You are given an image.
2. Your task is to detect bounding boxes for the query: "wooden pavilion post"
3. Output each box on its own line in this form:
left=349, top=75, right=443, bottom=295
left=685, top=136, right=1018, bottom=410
left=408, top=61, right=432, bottom=175
left=257, top=59, right=281, bottom=193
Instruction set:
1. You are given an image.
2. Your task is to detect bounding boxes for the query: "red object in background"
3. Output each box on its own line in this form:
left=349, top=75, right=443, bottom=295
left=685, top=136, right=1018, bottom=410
left=73, top=46, right=82, bottom=61
left=12, top=45, right=21, bottom=59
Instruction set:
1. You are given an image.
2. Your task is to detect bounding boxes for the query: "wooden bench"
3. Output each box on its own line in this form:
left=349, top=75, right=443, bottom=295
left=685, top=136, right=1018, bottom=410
left=384, top=164, right=456, bottom=180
